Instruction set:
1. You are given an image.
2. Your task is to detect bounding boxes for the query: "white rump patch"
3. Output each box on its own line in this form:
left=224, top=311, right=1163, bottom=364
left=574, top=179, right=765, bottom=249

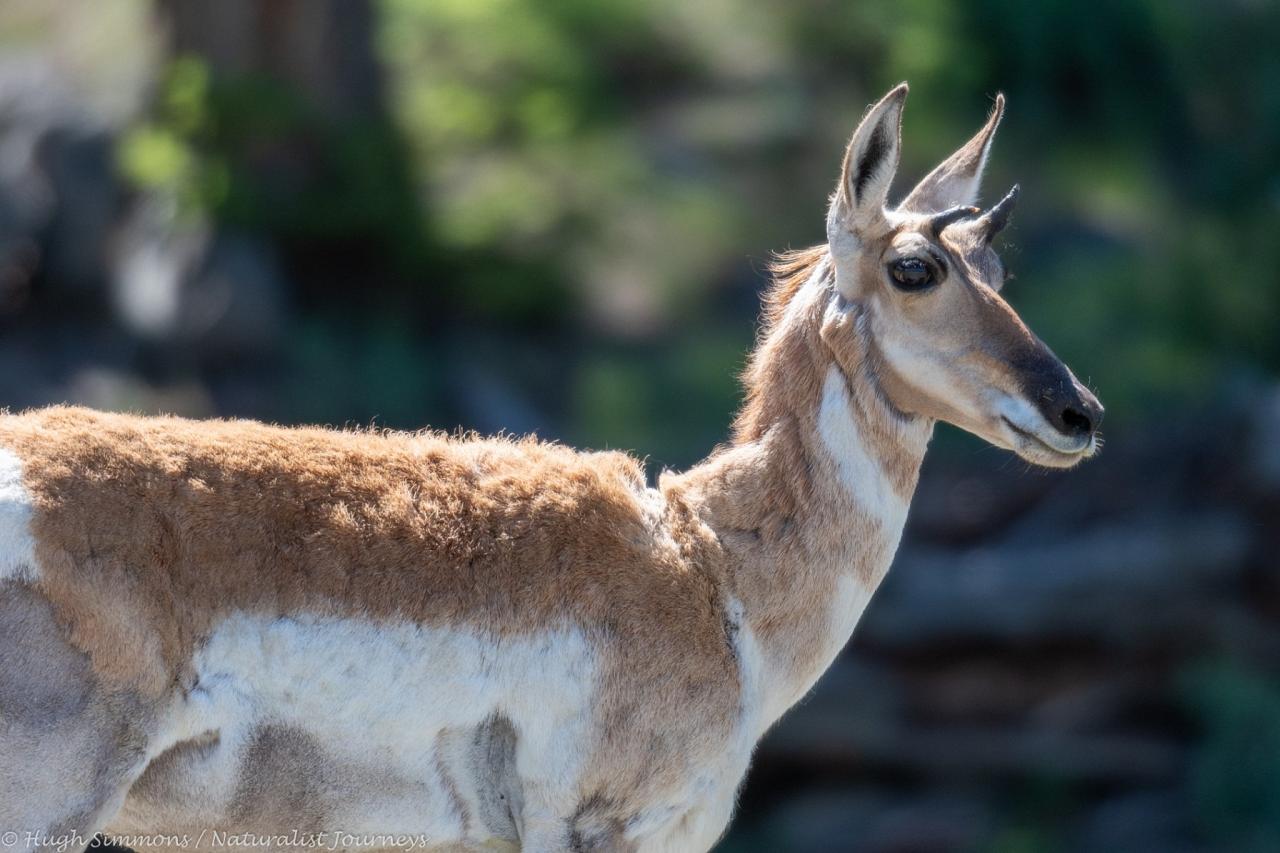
left=817, top=366, right=908, bottom=532
left=0, top=447, right=37, bottom=584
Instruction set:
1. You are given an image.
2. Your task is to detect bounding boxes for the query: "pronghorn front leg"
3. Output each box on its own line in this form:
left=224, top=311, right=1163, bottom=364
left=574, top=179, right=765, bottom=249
left=0, top=583, right=156, bottom=851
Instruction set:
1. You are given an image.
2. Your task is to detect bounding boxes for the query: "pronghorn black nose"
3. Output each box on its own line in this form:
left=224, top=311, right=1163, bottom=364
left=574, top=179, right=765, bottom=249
left=1049, top=381, right=1104, bottom=439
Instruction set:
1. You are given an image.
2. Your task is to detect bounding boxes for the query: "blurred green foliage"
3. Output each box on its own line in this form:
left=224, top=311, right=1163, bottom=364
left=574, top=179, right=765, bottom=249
left=1183, top=662, right=1280, bottom=852
left=112, top=0, right=1279, bottom=463
left=119, top=55, right=428, bottom=275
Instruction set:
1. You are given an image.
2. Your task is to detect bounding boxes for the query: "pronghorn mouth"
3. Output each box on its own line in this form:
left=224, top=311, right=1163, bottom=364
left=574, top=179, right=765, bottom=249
left=1000, top=416, right=1093, bottom=464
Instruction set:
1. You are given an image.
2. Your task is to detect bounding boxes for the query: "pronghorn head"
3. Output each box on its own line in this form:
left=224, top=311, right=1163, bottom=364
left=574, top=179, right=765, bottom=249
left=823, top=83, right=1103, bottom=468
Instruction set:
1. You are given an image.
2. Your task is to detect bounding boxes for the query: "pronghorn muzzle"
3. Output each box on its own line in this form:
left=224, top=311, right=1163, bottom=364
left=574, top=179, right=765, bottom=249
left=1016, top=350, right=1105, bottom=443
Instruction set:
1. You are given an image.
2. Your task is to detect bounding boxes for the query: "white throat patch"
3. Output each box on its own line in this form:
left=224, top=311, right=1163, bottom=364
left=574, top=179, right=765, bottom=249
left=816, top=366, right=909, bottom=533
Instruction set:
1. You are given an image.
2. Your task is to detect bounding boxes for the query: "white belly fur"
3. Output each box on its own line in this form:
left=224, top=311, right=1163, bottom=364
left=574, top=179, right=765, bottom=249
left=112, top=608, right=764, bottom=851
left=117, top=613, right=601, bottom=846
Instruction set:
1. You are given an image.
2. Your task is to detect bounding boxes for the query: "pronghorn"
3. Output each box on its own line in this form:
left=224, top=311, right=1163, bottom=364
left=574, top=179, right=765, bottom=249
left=0, top=83, right=1101, bottom=852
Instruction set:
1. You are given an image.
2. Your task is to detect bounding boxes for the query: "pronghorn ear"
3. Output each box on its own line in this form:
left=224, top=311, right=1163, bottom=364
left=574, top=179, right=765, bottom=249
left=900, top=93, right=1004, bottom=214
left=831, top=83, right=908, bottom=231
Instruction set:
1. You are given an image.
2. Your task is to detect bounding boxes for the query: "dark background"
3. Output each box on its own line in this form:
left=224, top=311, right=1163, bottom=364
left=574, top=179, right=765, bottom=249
left=2, top=1, right=1279, bottom=850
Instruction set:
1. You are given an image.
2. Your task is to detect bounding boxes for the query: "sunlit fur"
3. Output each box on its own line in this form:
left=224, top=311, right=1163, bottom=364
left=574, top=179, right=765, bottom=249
left=0, top=85, right=1099, bottom=852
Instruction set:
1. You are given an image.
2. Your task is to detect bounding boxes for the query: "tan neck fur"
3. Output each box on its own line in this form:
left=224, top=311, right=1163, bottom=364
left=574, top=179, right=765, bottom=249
left=665, top=248, right=933, bottom=725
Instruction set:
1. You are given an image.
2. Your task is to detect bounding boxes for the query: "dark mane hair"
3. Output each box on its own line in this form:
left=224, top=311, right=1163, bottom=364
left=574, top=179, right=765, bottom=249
left=761, top=245, right=829, bottom=331
left=731, top=244, right=831, bottom=443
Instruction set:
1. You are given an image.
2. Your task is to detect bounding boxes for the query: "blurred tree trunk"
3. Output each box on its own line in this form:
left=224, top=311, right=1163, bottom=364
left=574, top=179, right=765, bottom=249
left=143, top=0, right=434, bottom=323
left=154, top=0, right=383, bottom=117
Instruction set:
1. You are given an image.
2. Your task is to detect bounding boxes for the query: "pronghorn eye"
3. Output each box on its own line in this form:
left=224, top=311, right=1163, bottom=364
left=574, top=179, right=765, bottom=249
left=889, top=257, right=934, bottom=290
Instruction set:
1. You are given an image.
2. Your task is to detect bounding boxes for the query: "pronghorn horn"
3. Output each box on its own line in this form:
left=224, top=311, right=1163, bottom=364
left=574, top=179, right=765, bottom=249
left=978, top=184, right=1020, bottom=242
left=927, top=205, right=980, bottom=238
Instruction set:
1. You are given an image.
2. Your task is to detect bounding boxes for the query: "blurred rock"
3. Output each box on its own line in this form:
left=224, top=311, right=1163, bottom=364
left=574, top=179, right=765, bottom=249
left=0, top=334, right=60, bottom=407
left=0, top=57, right=80, bottom=305
left=1249, top=383, right=1280, bottom=494
left=65, top=366, right=213, bottom=417
left=753, top=790, right=992, bottom=853
left=862, top=514, right=1252, bottom=648
left=764, top=700, right=1185, bottom=785
left=111, top=200, right=288, bottom=360
left=40, top=127, right=120, bottom=295
left=1069, top=789, right=1200, bottom=853
left=452, top=363, right=553, bottom=438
